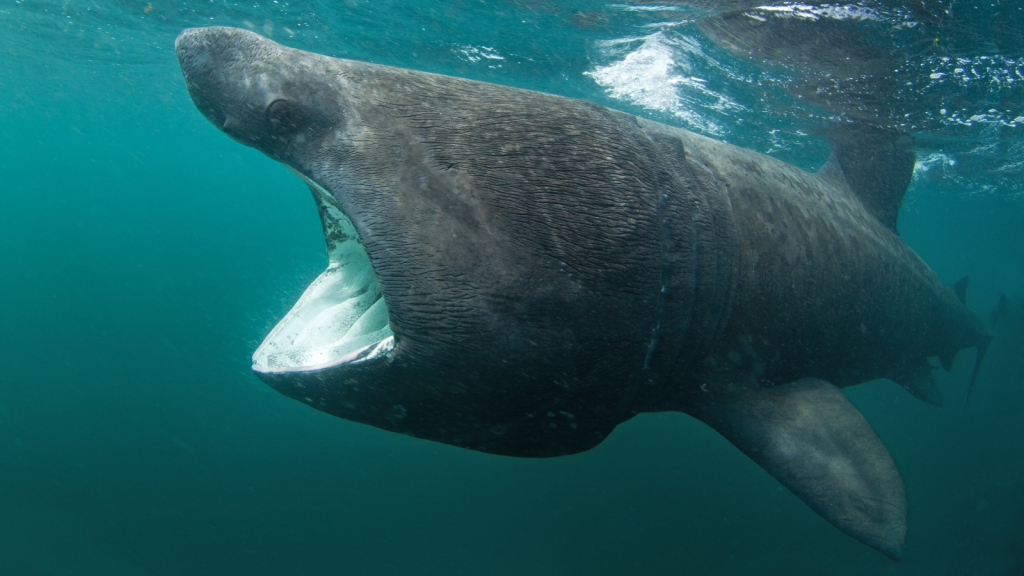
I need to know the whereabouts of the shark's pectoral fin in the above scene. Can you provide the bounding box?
[692,377,906,560]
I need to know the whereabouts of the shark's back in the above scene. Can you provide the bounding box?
[641,119,986,392]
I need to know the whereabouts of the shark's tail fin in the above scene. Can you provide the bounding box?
[965,334,993,407]
[965,293,1008,406]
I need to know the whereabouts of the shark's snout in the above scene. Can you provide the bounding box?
[174,27,298,152]
[175,28,227,129]
[175,26,242,61]
[174,27,218,85]
[173,27,201,56]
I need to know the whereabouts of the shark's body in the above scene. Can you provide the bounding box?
[175,27,989,560]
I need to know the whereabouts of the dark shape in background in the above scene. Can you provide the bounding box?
[636,0,1024,195]
[979,289,1024,419]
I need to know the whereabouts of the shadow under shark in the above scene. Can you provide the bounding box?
[175,27,990,560]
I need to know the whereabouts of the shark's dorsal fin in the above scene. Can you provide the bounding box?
[818,126,915,234]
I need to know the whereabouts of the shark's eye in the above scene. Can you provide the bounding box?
[266,99,303,136]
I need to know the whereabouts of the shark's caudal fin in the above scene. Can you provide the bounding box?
[818,126,915,234]
[963,293,1002,407]
[692,378,906,560]
[965,335,992,407]
[934,277,994,408]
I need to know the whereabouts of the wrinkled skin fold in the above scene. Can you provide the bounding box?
[175,27,991,560]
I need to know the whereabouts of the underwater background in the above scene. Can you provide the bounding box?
[1,1,1023,574]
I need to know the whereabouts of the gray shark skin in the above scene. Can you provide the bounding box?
[176,27,989,560]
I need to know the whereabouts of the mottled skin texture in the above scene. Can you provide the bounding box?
[176,27,989,560]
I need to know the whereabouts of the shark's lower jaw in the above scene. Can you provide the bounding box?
[252,178,394,374]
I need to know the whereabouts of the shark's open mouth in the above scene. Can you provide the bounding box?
[251,178,393,374]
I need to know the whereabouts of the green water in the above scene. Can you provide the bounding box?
[2,1,1023,574]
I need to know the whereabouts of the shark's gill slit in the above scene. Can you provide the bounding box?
[251,177,393,373]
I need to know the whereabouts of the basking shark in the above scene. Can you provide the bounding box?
[176,27,989,559]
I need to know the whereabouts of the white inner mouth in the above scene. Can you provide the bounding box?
[252,178,393,373]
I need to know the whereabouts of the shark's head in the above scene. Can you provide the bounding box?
[175,27,676,456]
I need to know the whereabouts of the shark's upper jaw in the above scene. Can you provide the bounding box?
[251,176,394,375]
[174,29,393,376]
